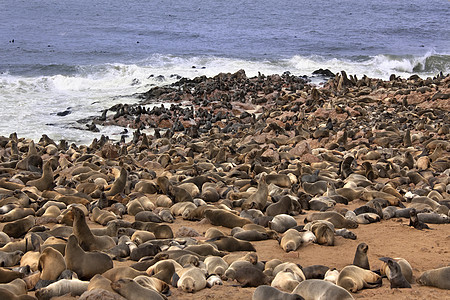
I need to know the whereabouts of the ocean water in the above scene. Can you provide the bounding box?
[1,0,449,144]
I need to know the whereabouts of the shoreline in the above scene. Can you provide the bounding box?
[0,70,449,299]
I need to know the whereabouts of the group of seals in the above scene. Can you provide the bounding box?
[0,70,449,299]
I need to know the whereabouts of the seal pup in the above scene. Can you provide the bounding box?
[293,279,354,300]
[353,243,370,270]
[417,266,450,290]
[337,265,382,292]
[409,207,430,230]
[64,235,113,280]
[378,258,411,288]
[111,278,166,300]
[379,257,413,284]
[35,279,89,300]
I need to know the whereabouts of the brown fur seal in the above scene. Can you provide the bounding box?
[146,259,176,284]
[337,265,382,292]
[0,288,36,300]
[106,167,127,196]
[309,222,334,246]
[268,214,297,233]
[87,274,116,294]
[378,258,411,288]
[102,266,146,282]
[210,236,256,252]
[234,265,270,287]
[26,160,54,191]
[3,215,35,238]
[353,243,369,270]
[0,278,28,295]
[293,279,354,300]
[133,275,170,294]
[302,265,330,279]
[204,228,226,239]
[0,207,35,222]
[242,174,268,210]
[253,285,304,300]
[379,257,413,284]
[38,247,66,280]
[204,209,251,228]
[111,278,166,300]
[131,221,173,239]
[0,267,24,283]
[65,235,113,280]
[204,256,228,277]
[417,266,450,290]
[305,211,358,229]
[70,206,115,251]
[91,207,117,226]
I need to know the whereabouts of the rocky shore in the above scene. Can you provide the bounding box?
[0,70,449,300]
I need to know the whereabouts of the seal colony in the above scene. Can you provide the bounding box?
[0,70,449,300]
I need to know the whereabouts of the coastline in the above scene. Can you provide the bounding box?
[0,70,449,299]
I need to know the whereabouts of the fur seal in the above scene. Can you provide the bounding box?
[38,247,66,280]
[102,266,146,282]
[337,265,382,292]
[111,278,166,300]
[234,265,270,287]
[335,228,357,240]
[378,258,411,288]
[242,174,268,210]
[106,167,127,196]
[302,265,330,279]
[0,288,36,300]
[409,208,430,230]
[210,236,256,252]
[146,259,176,284]
[0,267,24,283]
[309,222,334,246]
[26,160,54,191]
[204,256,228,277]
[268,214,297,233]
[266,195,301,216]
[0,250,23,267]
[35,279,89,300]
[271,270,302,292]
[273,262,305,281]
[204,209,251,228]
[70,206,116,251]
[305,211,358,229]
[176,266,207,293]
[253,285,304,300]
[2,215,35,238]
[353,243,370,270]
[417,266,450,290]
[293,279,354,300]
[279,229,304,252]
[131,221,174,239]
[379,257,413,284]
[65,235,113,280]
[133,275,169,295]
[0,278,28,295]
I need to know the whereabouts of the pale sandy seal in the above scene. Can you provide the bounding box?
[337,265,382,292]
[308,222,334,246]
[279,229,304,252]
[417,266,450,290]
[273,262,306,281]
[35,279,89,300]
[293,279,354,300]
[65,235,113,280]
[253,285,304,300]
[269,214,297,233]
[38,247,66,280]
[324,269,340,284]
[184,243,225,256]
[176,266,207,293]
[102,266,146,282]
[204,209,251,228]
[204,256,229,277]
[0,250,23,267]
[133,275,169,295]
[271,270,303,292]
[378,258,411,288]
[146,259,176,284]
[353,243,370,270]
[111,278,166,300]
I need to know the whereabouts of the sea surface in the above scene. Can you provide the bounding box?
[1,0,449,144]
